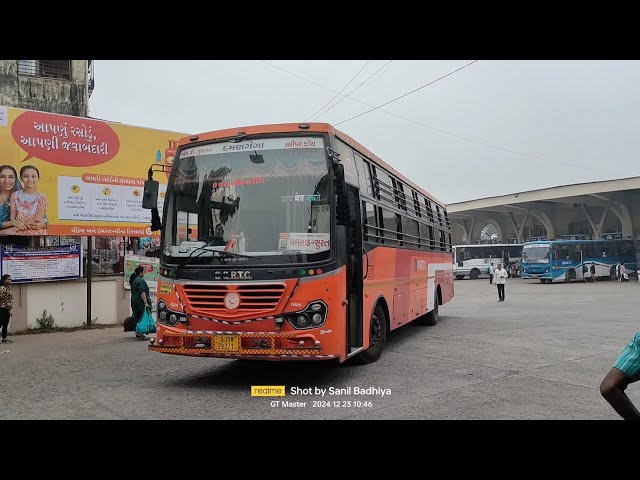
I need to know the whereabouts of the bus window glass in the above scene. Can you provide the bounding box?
[401,216,419,247]
[420,223,431,250]
[374,168,393,203]
[380,208,399,244]
[523,244,550,263]
[355,155,373,197]
[584,242,597,258]
[363,201,378,242]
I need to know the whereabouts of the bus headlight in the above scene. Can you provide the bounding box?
[157,302,181,326]
[285,301,328,329]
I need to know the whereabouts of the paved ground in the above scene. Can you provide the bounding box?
[1,277,637,419]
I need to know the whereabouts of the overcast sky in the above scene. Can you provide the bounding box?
[90,60,640,204]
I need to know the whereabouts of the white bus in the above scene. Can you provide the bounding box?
[453,243,523,280]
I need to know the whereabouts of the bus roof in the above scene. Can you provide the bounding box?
[453,243,523,247]
[524,239,629,245]
[177,122,445,209]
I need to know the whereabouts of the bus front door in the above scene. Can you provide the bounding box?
[346,185,363,354]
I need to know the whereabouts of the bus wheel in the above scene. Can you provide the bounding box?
[354,304,387,364]
[539,279,546,284]
[424,290,439,326]
[610,266,616,280]
[565,270,576,282]
[455,275,465,280]
[469,269,480,280]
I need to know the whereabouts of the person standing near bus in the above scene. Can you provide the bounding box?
[130,265,152,339]
[494,263,507,301]
[600,332,640,420]
[488,263,495,284]
[616,262,621,281]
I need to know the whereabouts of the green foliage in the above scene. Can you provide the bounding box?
[36,309,55,330]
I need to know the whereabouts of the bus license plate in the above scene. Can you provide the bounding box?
[214,335,240,352]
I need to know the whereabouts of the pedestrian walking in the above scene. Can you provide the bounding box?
[0,274,14,343]
[494,263,508,301]
[129,265,152,339]
[488,263,495,285]
[590,263,597,283]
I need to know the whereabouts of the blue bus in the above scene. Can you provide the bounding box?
[521,239,637,283]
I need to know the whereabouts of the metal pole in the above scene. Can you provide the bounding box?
[87,236,92,326]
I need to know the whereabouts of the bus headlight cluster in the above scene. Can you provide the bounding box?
[157,301,186,327]
[285,301,328,330]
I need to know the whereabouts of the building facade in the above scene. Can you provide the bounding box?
[0,60,93,116]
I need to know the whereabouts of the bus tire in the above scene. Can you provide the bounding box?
[565,269,576,282]
[423,290,439,326]
[610,266,616,280]
[470,269,480,280]
[354,303,387,364]
[539,279,546,284]
[455,275,465,280]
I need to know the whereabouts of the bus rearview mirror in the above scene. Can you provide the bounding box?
[142,180,159,209]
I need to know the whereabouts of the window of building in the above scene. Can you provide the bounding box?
[17,60,72,80]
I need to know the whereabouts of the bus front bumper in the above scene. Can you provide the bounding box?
[148,330,337,361]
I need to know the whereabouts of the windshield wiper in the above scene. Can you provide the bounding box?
[172,246,260,277]
[173,246,216,275]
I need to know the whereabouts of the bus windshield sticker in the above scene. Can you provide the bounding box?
[279,233,330,252]
[281,193,322,202]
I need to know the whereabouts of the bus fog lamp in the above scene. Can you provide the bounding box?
[312,313,323,324]
[296,315,309,327]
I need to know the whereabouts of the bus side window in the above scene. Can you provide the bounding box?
[355,154,373,197]
[363,201,378,243]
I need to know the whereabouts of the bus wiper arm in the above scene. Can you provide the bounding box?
[173,247,215,274]
[215,250,260,260]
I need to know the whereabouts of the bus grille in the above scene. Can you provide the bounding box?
[181,283,286,318]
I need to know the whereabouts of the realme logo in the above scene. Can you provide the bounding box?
[251,386,285,397]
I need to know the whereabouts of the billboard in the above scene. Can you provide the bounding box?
[0,106,186,237]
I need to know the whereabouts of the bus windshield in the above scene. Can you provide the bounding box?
[522,244,550,263]
[162,136,332,266]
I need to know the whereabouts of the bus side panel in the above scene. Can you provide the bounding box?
[363,246,453,335]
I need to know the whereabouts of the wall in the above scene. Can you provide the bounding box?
[8,276,131,333]
[0,60,88,117]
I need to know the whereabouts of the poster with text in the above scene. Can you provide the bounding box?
[0,244,82,283]
[0,106,187,237]
[124,254,160,291]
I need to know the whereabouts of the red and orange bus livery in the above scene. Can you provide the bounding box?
[143,123,453,363]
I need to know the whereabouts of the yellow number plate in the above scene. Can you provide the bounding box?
[214,335,240,352]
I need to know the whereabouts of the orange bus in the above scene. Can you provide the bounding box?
[142,123,453,363]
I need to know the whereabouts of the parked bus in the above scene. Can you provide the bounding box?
[453,243,523,280]
[141,123,454,364]
[521,239,637,283]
